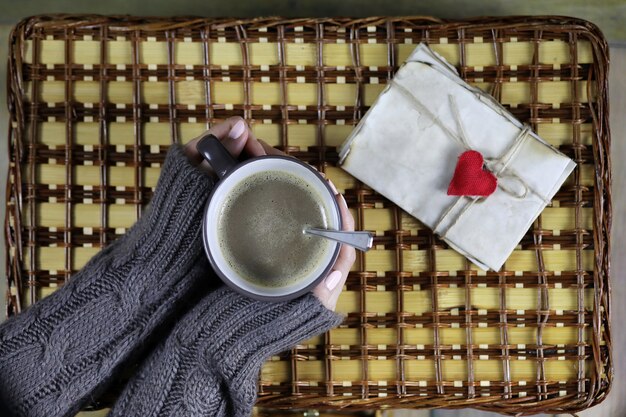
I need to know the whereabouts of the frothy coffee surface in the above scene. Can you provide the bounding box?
[218,170,332,288]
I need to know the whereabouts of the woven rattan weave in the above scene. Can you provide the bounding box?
[5,15,611,415]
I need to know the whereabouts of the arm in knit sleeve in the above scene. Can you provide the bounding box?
[0,144,214,417]
[108,287,343,417]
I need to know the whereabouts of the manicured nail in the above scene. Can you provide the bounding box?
[228,120,246,139]
[325,270,343,291]
[328,179,338,195]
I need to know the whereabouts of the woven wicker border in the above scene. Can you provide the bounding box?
[4,15,612,415]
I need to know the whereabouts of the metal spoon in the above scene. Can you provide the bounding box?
[304,228,374,252]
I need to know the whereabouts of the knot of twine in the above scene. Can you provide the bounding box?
[390,79,550,240]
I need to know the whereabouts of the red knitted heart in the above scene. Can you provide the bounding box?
[447,150,497,197]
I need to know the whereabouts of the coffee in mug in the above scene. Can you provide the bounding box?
[217,170,333,288]
[198,134,342,301]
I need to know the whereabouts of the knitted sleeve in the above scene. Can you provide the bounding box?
[0,144,214,417]
[108,287,343,417]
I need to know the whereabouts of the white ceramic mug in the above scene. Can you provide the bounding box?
[198,134,342,301]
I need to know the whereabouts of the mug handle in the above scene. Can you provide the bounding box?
[196,134,238,179]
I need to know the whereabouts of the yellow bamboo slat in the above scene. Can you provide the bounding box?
[404,291,433,315]
[324,125,356,147]
[23,37,591,68]
[269,356,583,385]
[285,43,318,66]
[329,327,360,345]
[249,42,279,65]
[323,44,352,66]
[283,124,317,149]
[260,357,584,385]
[405,328,435,344]
[251,124,281,147]
[465,42,497,67]
[30,78,592,108]
[537,123,594,147]
[319,326,591,348]
[365,292,397,314]
[324,166,358,193]
[42,120,523,151]
[362,208,395,234]
[429,44,460,66]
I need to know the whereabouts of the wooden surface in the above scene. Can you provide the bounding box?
[0,4,624,417]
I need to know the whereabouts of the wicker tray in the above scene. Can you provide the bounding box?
[5,15,611,415]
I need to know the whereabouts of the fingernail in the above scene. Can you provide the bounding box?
[325,270,343,291]
[228,120,246,139]
[328,179,338,195]
[339,193,347,207]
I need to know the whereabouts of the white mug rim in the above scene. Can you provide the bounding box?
[202,155,342,301]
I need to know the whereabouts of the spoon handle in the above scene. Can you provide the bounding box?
[304,228,374,252]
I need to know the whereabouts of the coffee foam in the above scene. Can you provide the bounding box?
[217,170,333,288]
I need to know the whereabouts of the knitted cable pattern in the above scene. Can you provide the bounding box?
[108,287,343,417]
[0,145,214,417]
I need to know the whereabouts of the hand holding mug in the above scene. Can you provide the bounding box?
[185,117,356,311]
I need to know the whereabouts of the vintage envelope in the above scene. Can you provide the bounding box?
[338,44,576,271]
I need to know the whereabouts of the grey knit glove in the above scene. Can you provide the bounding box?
[0,144,214,417]
[108,287,343,417]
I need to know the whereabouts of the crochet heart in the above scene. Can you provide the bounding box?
[447,150,497,197]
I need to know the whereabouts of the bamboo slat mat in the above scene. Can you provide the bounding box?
[5,15,611,415]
